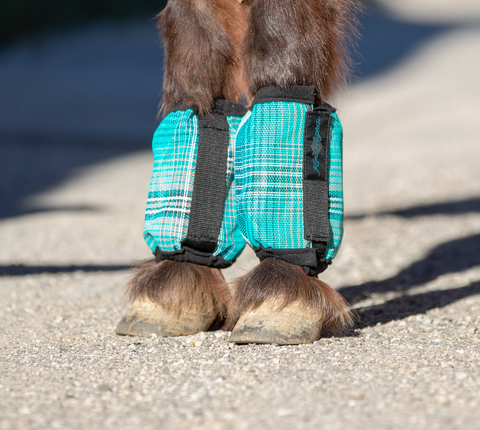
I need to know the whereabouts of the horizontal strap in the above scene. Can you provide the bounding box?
[155,246,233,269]
[251,86,316,106]
[166,100,248,117]
[253,245,331,277]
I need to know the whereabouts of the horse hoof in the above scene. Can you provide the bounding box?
[115,298,216,337]
[229,299,323,345]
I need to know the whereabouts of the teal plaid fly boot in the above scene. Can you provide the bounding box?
[229,0,361,344]
[116,0,250,337]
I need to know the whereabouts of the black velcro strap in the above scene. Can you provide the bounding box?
[253,245,331,277]
[182,111,230,254]
[303,103,336,252]
[252,86,316,106]
[155,246,232,269]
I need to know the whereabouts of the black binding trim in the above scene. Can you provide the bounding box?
[154,246,233,269]
[251,86,316,106]
[166,100,248,117]
[253,245,331,277]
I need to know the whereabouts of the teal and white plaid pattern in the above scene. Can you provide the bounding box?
[235,101,344,261]
[144,109,197,253]
[143,109,246,262]
[325,112,343,259]
[217,115,247,260]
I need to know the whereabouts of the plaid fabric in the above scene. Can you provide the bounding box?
[235,101,344,261]
[143,108,246,262]
[325,112,344,259]
[217,115,247,261]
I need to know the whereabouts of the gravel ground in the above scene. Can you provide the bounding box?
[1,3,480,430]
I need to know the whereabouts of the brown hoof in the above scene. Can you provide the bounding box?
[229,299,323,345]
[115,298,216,337]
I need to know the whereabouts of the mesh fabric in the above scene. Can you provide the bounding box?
[326,113,344,259]
[143,108,246,263]
[235,100,344,264]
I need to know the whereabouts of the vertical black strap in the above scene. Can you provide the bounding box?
[182,112,230,253]
[303,104,335,251]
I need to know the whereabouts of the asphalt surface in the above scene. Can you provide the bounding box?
[1,2,480,429]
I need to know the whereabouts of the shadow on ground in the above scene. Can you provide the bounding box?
[352,3,455,79]
[0,264,132,277]
[340,233,480,302]
[0,143,145,219]
[339,232,480,328]
[346,196,480,220]
[356,281,480,328]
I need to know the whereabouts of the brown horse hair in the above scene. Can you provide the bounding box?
[126,259,232,321]
[242,0,361,102]
[158,0,249,115]
[230,258,355,335]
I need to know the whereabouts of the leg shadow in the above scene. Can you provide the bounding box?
[337,233,480,328]
[346,196,480,220]
[339,233,480,303]
[0,142,144,220]
[0,264,132,276]
[356,281,480,328]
